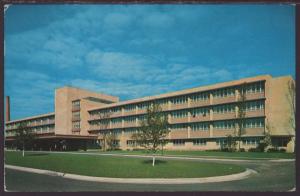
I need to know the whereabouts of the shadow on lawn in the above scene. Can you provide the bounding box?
[27,153,50,156]
[142,159,167,165]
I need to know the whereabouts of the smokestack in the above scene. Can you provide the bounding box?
[5,96,10,122]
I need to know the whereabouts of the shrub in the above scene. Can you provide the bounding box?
[205,149,221,152]
[221,147,236,152]
[239,148,245,152]
[248,148,260,152]
[257,142,268,152]
[279,148,286,152]
[268,148,286,153]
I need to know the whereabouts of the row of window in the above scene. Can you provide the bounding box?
[190,92,210,101]
[243,118,264,128]
[213,87,235,98]
[93,117,265,131]
[214,120,235,130]
[171,96,188,105]
[244,100,264,111]
[91,99,264,123]
[6,117,55,129]
[91,82,265,116]
[6,125,55,136]
[213,104,235,114]
[105,137,288,148]
[191,108,209,117]
[245,82,265,94]
[190,123,209,131]
[173,137,262,147]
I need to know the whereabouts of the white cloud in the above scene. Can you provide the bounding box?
[85,50,154,81]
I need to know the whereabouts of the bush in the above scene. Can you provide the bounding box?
[221,147,236,152]
[257,142,268,152]
[267,148,278,152]
[205,149,221,152]
[279,148,286,152]
[267,148,286,153]
[248,148,260,152]
[239,148,245,152]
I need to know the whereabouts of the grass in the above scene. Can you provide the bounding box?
[5,151,245,178]
[84,149,295,159]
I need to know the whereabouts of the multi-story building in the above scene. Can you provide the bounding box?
[4,75,295,152]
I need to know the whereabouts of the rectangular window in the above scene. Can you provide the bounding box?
[244,118,264,128]
[173,139,185,146]
[216,138,227,146]
[242,137,260,146]
[213,88,235,98]
[72,100,80,107]
[191,107,209,117]
[171,110,188,118]
[213,104,235,114]
[190,92,209,101]
[193,139,207,146]
[124,116,136,123]
[126,140,136,147]
[245,82,265,94]
[191,122,209,131]
[155,99,168,106]
[72,121,80,129]
[213,120,235,130]
[171,124,187,131]
[245,100,265,111]
[111,107,122,113]
[138,103,149,110]
[171,96,188,104]
[124,105,136,111]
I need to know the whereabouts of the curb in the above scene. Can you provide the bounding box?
[5,164,257,184]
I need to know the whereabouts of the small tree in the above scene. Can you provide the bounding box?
[236,82,247,151]
[224,134,237,152]
[98,110,112,151]
[14,122,35,157]
[132,103,170,166]
[106,132,118,150]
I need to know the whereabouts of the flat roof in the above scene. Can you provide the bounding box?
[88,74,272,112]
[6,112,55,124]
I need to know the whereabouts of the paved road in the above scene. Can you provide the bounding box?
[4,152,295,192]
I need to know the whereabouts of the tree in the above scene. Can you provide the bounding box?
[97,110,112,151]
[106,132,118,150]
[132,103,170,166]
[14,122,36,157]
[235,82,247,151]
[224,134,237,152]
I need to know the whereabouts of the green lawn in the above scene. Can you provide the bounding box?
[85,149,295,159]
[5,151,245,178]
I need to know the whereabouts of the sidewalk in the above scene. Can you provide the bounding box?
[5,164,257,184]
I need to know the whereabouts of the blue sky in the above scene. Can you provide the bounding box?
[4,4,295,120]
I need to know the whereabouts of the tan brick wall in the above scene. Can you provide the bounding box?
[55,86,119,135]
[265,76,294,136]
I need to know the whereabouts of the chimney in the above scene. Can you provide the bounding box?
[5,96,10,122]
